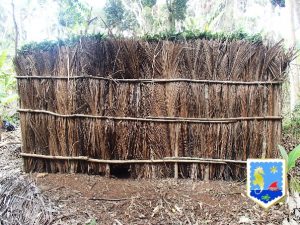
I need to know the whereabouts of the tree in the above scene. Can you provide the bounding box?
[166,0,188,32]
[57,0,92,34]
[104,0,124,29]
[141,0,157,8]
[11,0,18,57]
[270,0,285,7]
[104,0,138,34]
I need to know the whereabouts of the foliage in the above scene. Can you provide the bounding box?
[0,51,18,122]
[85,219,97,225]
[104,0,124,30]
[166,0,188,21]
[270,0,285,7]
[283,104,300,141]
[141,0,157,8]
[143,29,263,42]
[104,0,138,33]
[19,33,105,53]
[278,144,300,192]
[121,10,139,33]
[166,0,188,31]
[19,30,263,53]
[58,0,90,30]
[290,176,300,193]
[278,144,300,171]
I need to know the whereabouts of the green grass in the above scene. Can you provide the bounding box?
[143,30,262,42]
[19,33,105,53]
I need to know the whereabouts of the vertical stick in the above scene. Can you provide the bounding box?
[268,85,275,158]
[278,85,282,151]
[262,85,267,158]
[174,124,179,179]
[191,163,198,180]
[151,147,155,178]
[204,84,210,180]
[204,165,209,181]
[105,164,110,178]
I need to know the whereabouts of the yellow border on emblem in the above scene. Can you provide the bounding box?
[247,159,287,210]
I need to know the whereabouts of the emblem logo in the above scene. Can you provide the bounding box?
[247,159,286,209]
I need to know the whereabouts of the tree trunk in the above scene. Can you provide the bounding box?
[287,0,300,111]
[166,0,176,32]
[11,0,19,57]
[168,13,176,32]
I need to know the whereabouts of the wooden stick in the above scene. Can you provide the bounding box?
[89,197,139,201]
[262,84,267,158]
[15,75,284,85]
[19,153,247,164]
[174,124,179,179]
[0,141,22,147]
[105,164,110,178]
[89,158,228,164]
[20,153,89,160]
[146,116,283,121]
[204,84,210,181]
[164,157,246,164]
[17,109,283,123]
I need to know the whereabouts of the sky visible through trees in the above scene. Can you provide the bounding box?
[0,0,295,45]
[0,0,300,119]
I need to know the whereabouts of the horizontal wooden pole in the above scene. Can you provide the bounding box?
[88,158,227,164]
[17,109,283,123]
[19,153,247,164]
[20,153,89,160]
[164,157,246,164]
[15,75,284,85]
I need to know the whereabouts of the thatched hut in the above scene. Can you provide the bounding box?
[15,36,294,180]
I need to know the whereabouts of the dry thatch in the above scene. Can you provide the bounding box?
[15,38,294,180]
[0,176,54,225]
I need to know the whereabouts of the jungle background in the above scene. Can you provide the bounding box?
[0,0,299,146]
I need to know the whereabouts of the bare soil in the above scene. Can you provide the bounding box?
[35,173,290,225]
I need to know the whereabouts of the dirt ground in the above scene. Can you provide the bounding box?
[36,174,290,225]
[0,129,299,225]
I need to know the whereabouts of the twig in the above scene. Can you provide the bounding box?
[0,141,21,147]
[89,197,140,201]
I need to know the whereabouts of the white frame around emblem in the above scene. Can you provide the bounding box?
[247,159,286,209]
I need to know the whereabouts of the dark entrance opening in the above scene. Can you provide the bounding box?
[110,165,131,178]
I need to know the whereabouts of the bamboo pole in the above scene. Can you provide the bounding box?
[17,109,283,122]
[20,153,248,164]
[20,154,89,160]
[15,75,284,85]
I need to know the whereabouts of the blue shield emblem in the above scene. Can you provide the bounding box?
[247,159,286,209]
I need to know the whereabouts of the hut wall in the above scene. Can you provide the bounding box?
[15,39,293,180]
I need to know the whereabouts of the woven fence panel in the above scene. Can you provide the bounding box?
[15,39,293,179]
